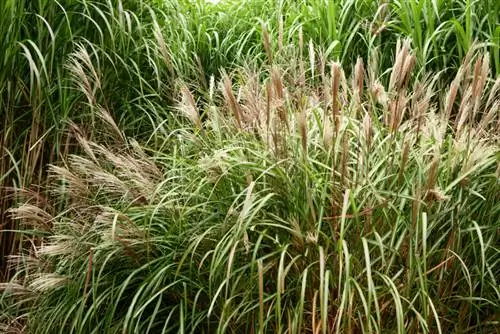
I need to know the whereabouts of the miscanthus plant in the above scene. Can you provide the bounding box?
[0,0,186,280]
[1,41,499,333]
[2,0,499,284]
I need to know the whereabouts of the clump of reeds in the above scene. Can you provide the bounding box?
[1,38,498,333]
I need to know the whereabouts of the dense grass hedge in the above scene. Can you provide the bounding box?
[1,0,499,333]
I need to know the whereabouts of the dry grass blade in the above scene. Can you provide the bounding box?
[331,62,342,134]
[221,72,243,130]
[179,84,202,129]
[261,21,273,64]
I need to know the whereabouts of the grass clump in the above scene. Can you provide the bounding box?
[0,0,182,278]
[1,41,498,333]
[1,0,499,332]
